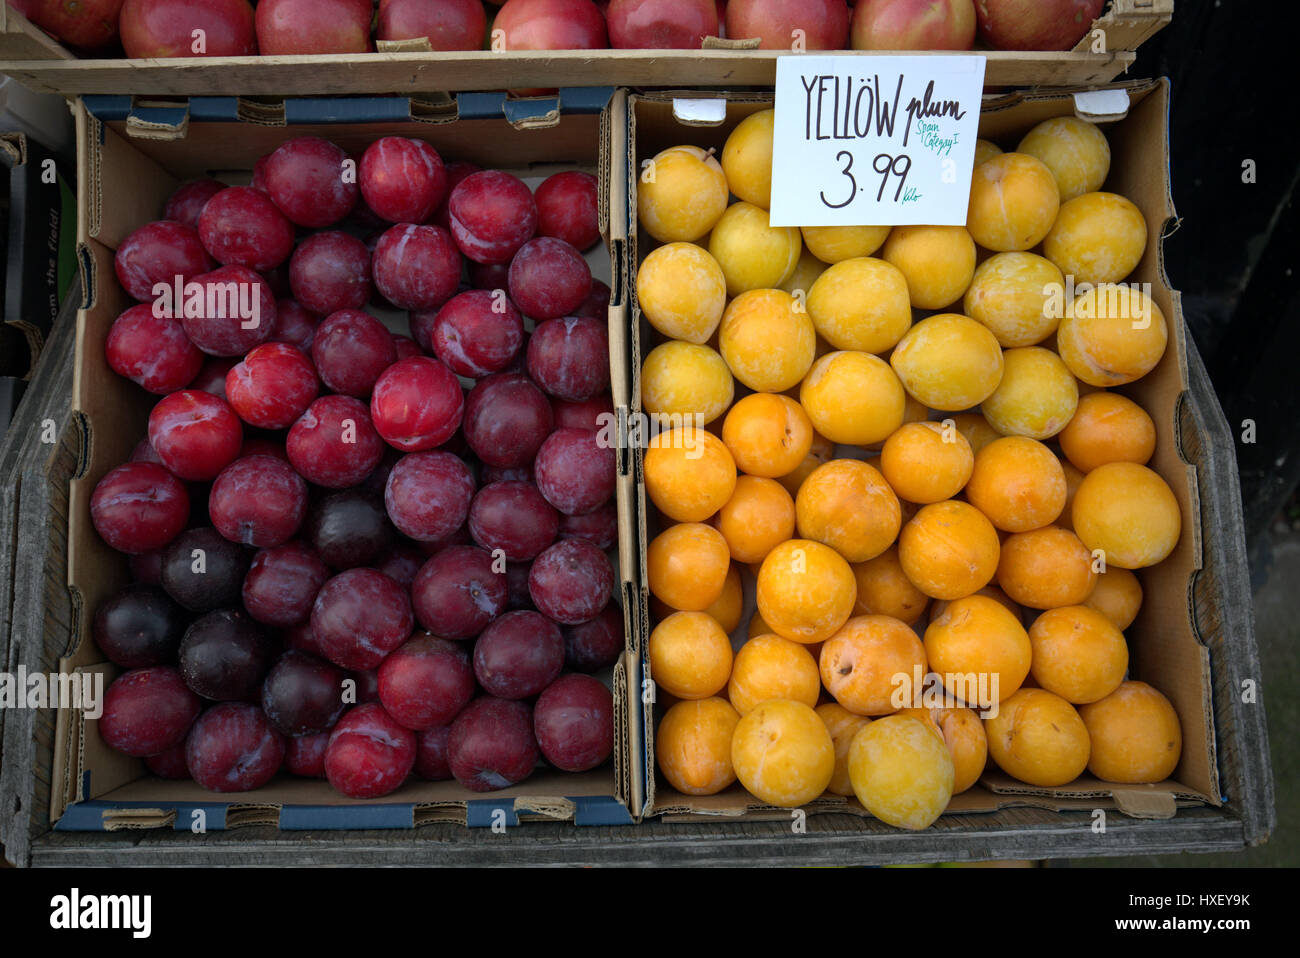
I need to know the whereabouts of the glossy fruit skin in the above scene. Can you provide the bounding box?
[287,395,386,489]
[311,568,415,671]
[263,136,358,228]
[99,667,200,758]
[324,702,420,797]
[160,526,251,612]
[106,304,205,395]
[165,180,225,229]
[468,481,560,561]
[225,342,319,430]
[181,265,277,357]
[371,224,462,311]
[411,545,508,639]
[311,309,398,399]
[93,584,187,668]
[369,356,465,452]
[261,649,347,736]
[305,489,395,571]
[383,450,476,543]
[359,136,448,225]
[209,454,309,548]
[377,0,487,51]
[242,540,331,626]
[289,231,372,314]
[447,170,538,265]
[534,171,600,250]
[528,537,614,625]
[186,702,286,792]
[90,462,190,555]
[114,220,215,303]
[178,607,272,702]
[120,0,257,58]
[462,372,554,468]
[198,186,296,272]
[447,696,540,793]
[473,610,565,700]
[255,0,375,55]
[378,634,476,731]
[534,673,614,772]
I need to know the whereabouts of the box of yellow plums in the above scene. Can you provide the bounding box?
[620,77,1247,834]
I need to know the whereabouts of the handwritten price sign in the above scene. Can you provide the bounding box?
[769,55,986,228]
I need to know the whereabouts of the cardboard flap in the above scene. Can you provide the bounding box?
[376,37,433,53]
[1073,88,1130,122]
[671,98,728,126]
[102,807,175,831]
[1111,788,1179,820]
[702,36,761,50]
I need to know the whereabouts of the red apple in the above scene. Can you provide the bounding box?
[975,0,1104,51]
[725,0,849,50]
[255,0,374,54]
[377,0,487,50]
[494,0,608,50]
[120,0,257,57]
[851,0,976,50]
[606,0,718,49]
[32,0,124,50]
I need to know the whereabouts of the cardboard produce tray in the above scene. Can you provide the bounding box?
[623,80,1275,842]
[1,89,639,864]
[0,1,1171,98]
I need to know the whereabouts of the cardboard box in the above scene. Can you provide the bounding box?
[56,89,637,831]
[626,79,1224,825]
[0,2,1170,98]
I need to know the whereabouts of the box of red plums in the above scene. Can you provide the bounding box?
[52,89,639,830]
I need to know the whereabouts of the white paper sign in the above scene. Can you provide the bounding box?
[769,55,986,228]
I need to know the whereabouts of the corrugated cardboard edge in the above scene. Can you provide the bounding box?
[1070,0,1173,54]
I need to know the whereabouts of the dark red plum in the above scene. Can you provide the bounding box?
[481,463,532,485]
[377,634,476,730]
[370,356,464,451]
[469,260,511,291]
[114,219,214,303]
[468,481,559,561]
[534,673,614,772]
[263,135,358,228]
[472,610,565,700]
[414,725,453,781]
[190,356,237,399]
[526,315,610,402]
[178,608,272,701]
[99,667,200,758]
[552,391,613,433]
[392,334,423,360]
[270,298,319,351]
[431,289,524,377]
[430,160,482,231]
[285,620,328,658]
[371,223,461,311]
[147,389,243,481]
[508,236,592,320]
[359,136,448,225]
[410,545,506,639]
[529,538,614,625]
[261,649,347,735]
[287,395,385,488]
[574,277,612,320]
[106,304,204,394]
[360,445,404,497]
[534,427,616,516]
[90,462,190,555]
[324,703,416,798]
[448,170,537,265]
[160,526,251,612]
[447,697,538,792]
[349,668,382,705]
[311,309,397,399]
[534,170,600,250]
[198,185,296,271]
[310,568,414,670]
[383,450,475,543]
[93,584,187,669]
[209,454,308,548]
[129,549,166,585]
[225,342,319,430]
[462,372,553,468]
[563,602,625,672]
[558,501,619,550]
[408,307,439,353]
[180,264,276,357]
[164,179,225,229]
[289,231,372,316]
[145,743,191,780]
[505,561,534,610]
[374,544,426,589]
[285,732,330,778]
[305,488,395,569]
[242,540,330,626]
[185,701,286,792]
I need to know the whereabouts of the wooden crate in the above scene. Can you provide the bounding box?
[0,1,1171,98]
